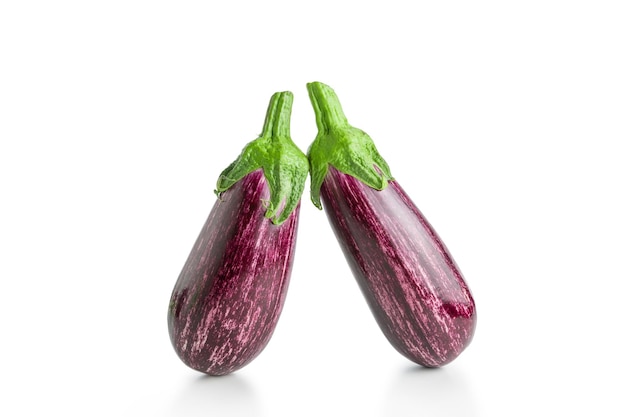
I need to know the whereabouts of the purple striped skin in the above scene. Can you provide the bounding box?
[321,166,476,367]
[168,169,300,376]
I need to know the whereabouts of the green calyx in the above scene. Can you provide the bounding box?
[215,91,309,225]
[306,82,393,209]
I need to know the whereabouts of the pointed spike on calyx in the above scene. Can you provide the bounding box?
[306,82,393,210]
[214,91,308,225]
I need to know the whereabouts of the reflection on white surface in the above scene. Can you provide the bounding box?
[383,365,477,417]
[168,373,263,417]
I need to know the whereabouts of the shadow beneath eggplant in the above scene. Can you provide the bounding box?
[383,365,478,417]
[169,373,263,417]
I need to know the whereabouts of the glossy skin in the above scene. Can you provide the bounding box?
[168,170,299,375]
[321,166,476,367]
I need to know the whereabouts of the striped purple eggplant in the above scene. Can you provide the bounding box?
[307,82,476,367]
[168,91,308,376]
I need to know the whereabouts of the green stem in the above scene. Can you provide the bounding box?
[305,82,393,210]
[260,91,292,139]
[307,82,349,132]
[215,90,309,225]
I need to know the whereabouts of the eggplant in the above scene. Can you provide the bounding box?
[168,91,308,375]
[306,82,476,367]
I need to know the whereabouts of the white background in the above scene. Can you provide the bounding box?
[1,1,625,416]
